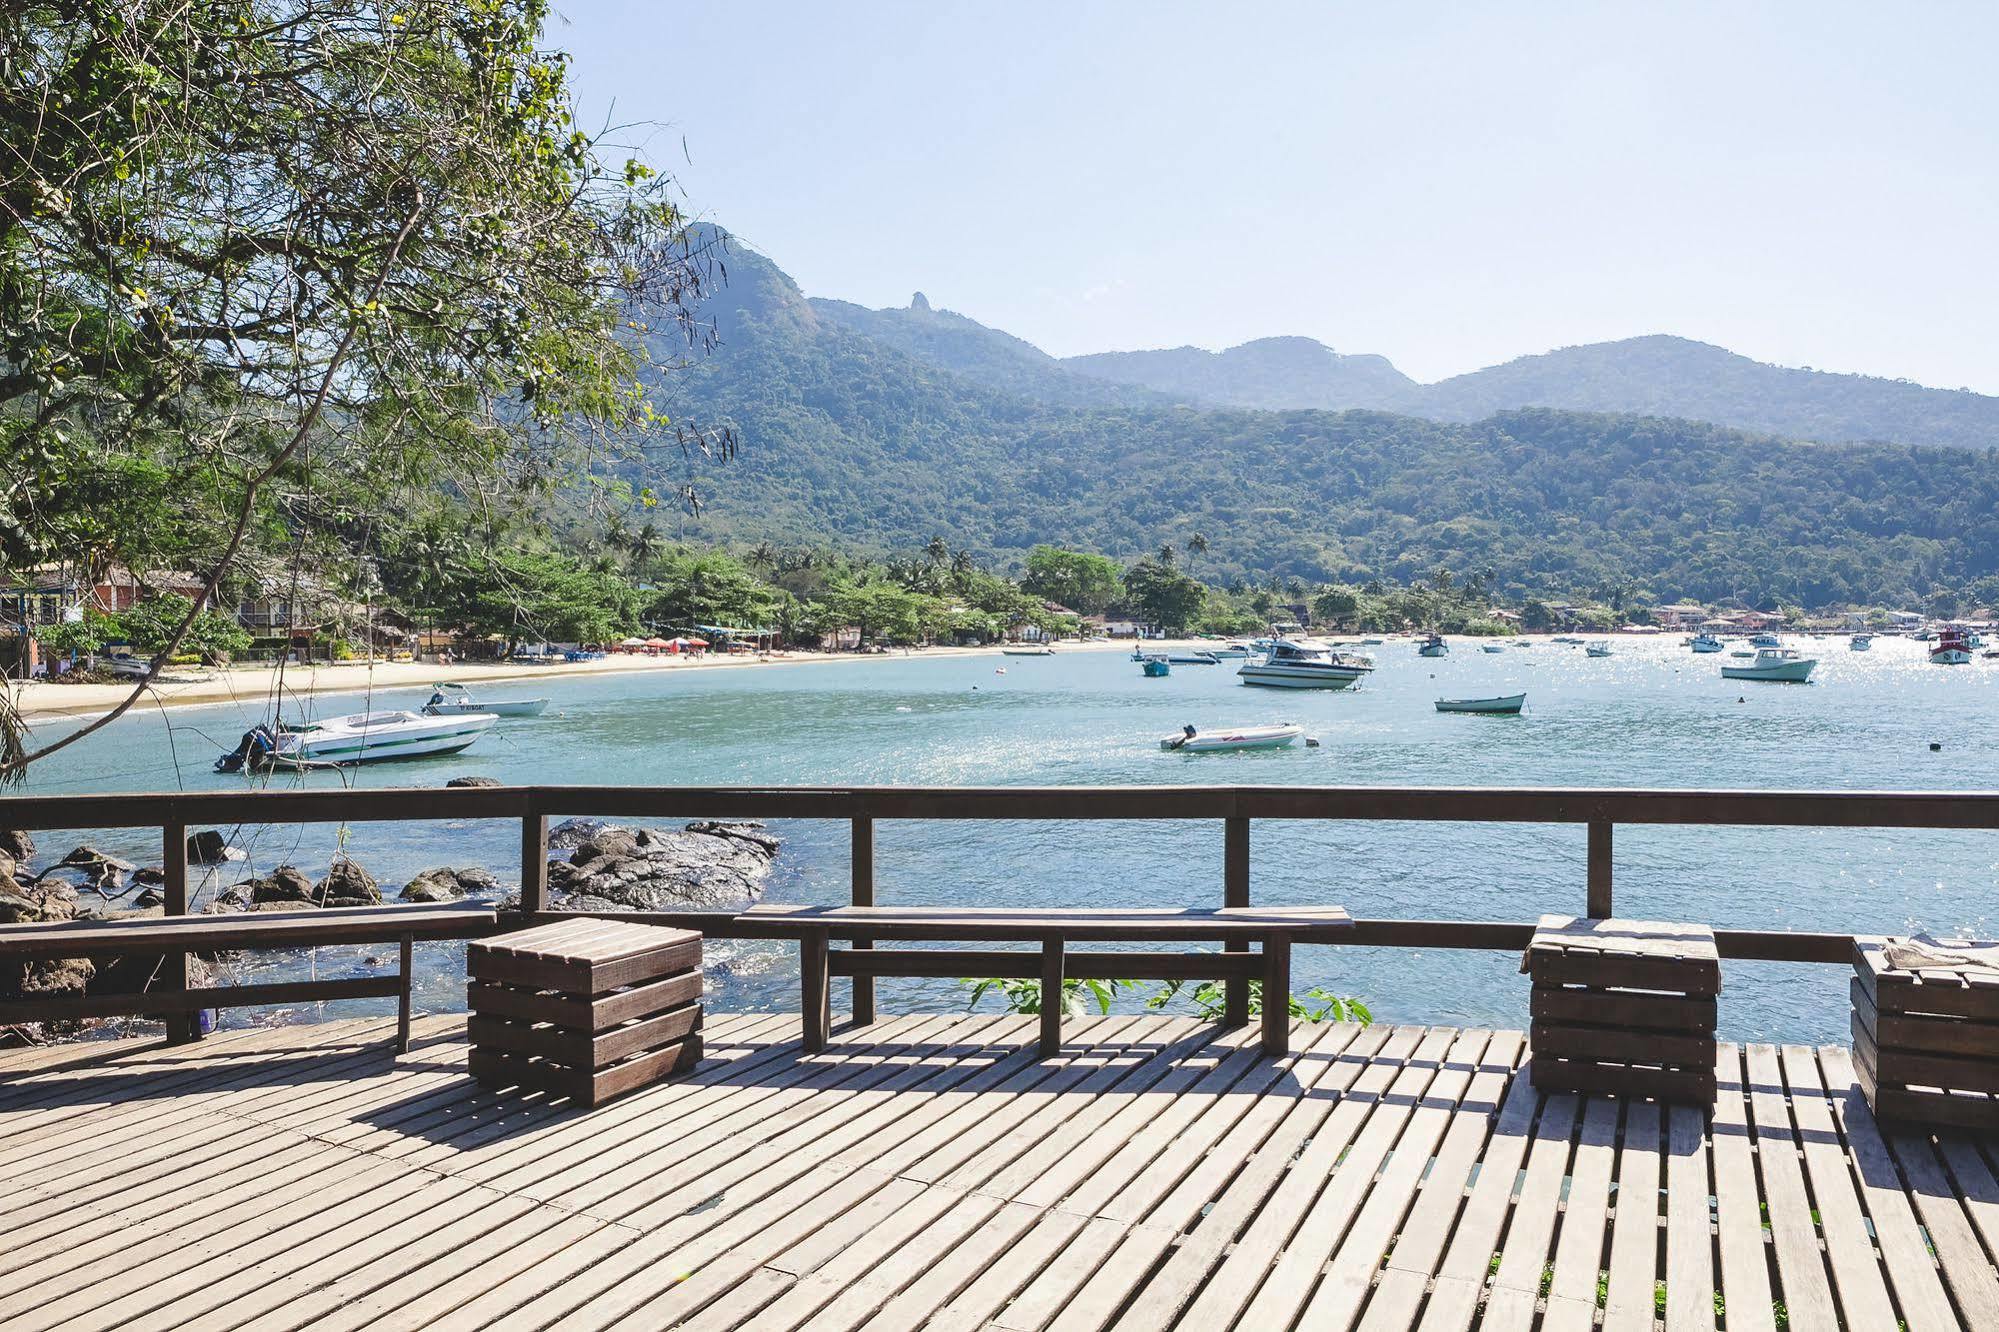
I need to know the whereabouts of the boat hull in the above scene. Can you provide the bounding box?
[425,700,548,717]
[277,714,499,765]
[1237,665,1364,690]
[1930,649,1971,665]
[1721,661,1816,683]
[1161,724,1303,752]
[1435,694,1526,714]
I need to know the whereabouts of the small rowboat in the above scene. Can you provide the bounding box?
[1141,659,1171,678]
[1435,694,1526,715]
[422,683,549,717]
[1161,723,1304,752]
[1000,645,1053,656]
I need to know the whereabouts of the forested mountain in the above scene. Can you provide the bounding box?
[645,232,1999,609]
[1064,337,1416,412]
[1411,336,1999,450]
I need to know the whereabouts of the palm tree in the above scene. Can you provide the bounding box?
[925,535,949,566]
[1157,542,1176,568]
[747,541,778,572]
[950,549,975,580]
[626,520,660,573]
[1186,532,1209,574]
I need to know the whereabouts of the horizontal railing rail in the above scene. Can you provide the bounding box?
[5,782,1990,1036]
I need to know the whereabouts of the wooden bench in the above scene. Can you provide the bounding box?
[741,904,1353,1057]
[1853,937,1999,1130]
[0,901,497,1052]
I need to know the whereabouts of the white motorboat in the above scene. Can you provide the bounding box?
[1690,633,1724,653]
[1480,643,1506,654]
[1849,634,1872,652]
[1417,634,1449,658]
[1238,639,1374,690]
[1160,723,1304,752]
[1168,651,1222,665]
[1000,644,1053,656]
[1721,648,1816,683]
[422,682,550,717]
[215,709,498,771]
[1585,641,1613,658]
[1212,643,1253,658]
[1750,632,1782,648]
[1435,693,1526,715]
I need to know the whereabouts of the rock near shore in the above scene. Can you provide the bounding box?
[400,866,501,903]
[535,818,778,910]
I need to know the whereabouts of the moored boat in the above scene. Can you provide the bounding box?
[1167,651,1221,665]
[1480,643,1505,654]
[1931,627,1972,664]
[421,682,549,717]
[1585,641,1612,658]
[1417,634,1449,658]
[1160,722,1304,752]
[1434,694,1526,715]
[1849,634,1872,652]
[1750,632,1781,648]
[1721,648,1816,683]
[1000,644,1054,656]
[1690,633,1723,653]
[1238,640,1374,690]
[216,709,498,771]
[1141,659,1171,678]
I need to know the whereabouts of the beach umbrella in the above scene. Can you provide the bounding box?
[620,636,646,647]
[645,637,672,648]
[684,637,710,647]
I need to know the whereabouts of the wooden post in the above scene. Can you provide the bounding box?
[520,814,549,915]
[1223,816,1250,1028]
[1587,819,1613,919]
[801,928,830,1054]
[396,935,413,1054]
[162,823,196,1044]
[851,817,875,1027]
[1261,933,1291,1056]
[1040,936,1065,1058]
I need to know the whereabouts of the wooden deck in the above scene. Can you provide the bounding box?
[3,1014,1998,1331]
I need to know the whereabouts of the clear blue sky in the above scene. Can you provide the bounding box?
[556,2,1999,391]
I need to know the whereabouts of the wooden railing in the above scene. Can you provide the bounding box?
[7,784,1997,1024]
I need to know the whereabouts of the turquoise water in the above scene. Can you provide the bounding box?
[17,636,1999,1042]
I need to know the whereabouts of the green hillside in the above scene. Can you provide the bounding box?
[644,235,1999,610]
[1064,336,1416,412]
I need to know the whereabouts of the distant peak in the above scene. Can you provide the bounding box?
[910,291,931,312]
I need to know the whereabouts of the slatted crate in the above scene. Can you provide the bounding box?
[467,917,703,1107]
[1524,915,1719,1104]
[1853,937,1999,1131]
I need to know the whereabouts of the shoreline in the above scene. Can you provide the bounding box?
[6,637,1191,726]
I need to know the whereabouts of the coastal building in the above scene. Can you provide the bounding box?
[1652,602,1707,629]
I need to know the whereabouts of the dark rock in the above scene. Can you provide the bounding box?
[247,865,316,905]
[133,886,165,908]
[0,829,32,861]
[547,817,616,851]
[46,845,136,892]
[400,866,500,903]
[554,823,778,910]
[684,820,782,855]
[133,866,166,887]
[314,859,381,907]
[186,829,231,864]
[0,883,75,926]
[568,826,640,869]
[446,775,503,788]
[0,852,15,886]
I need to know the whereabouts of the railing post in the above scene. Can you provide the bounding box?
[161,822,196,1044]
[851,817,875,1026]
[1224,816,1250,1027]
[1587,819,1613,918]
[520,813,548,914]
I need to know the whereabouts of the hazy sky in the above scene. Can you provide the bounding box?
[556,2,1999,391]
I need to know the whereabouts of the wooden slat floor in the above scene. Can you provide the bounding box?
[2,1013,1998,1330]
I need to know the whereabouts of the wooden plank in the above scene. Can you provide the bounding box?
[1530,1055,1717,1104]
[1872,1112,1999,1327]
[1662,1103,1716,1332]
[0,901,496,955]
[1532,985,1717,1032]
[1743,1042,1839,1332]
[1528,949,1720,995]
[468,934,700,995]
[1853,977,1999,1056]
[467,968,702,1030]
[1779,1043,1900,1331]
[828,948,1262,982]
[1855,1014,1999,1093]
[1040,936,1064,1058]
[1541,1094,1619,1332]
[1708,1043,1777,1332]
[1930,1130,1999,1322]
[740,902,1353,941]
[1602,1099,1661,1332]
[469,1035,702,1106]
[1531,1021,1714,1069]
[1856,938,1999,1020]
[467,1002,699,1067]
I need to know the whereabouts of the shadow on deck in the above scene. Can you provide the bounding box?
[1,1012,1996,1330]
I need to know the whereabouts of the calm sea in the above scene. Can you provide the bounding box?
[17,635,1999,1043]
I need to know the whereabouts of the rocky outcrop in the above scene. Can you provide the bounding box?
[0,829,33,861]
[42,845,135,892]
[186,830,233,864]
[445,775,503,788]
[547,817,614,851]
[314,860,381,907]
[547,821,778,911]
[400,866,500,903]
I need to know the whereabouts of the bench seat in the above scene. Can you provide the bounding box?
[0,902,497,1050]
[741,903,1352,1057]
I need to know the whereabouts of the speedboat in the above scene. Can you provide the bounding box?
[1417,634,1448,658]
[1238,639,1374,690]
[1721,648,1816,683]
[1585,641,1612,658]
[216,709,498,771]
[1160,722,1303,752]
[1849,634,1872,652]
[1212,643,1253,658]
[422,682,549,717]
[1435,694,1526,715]
[1001,644,1054,656]
[1750,632,1781,648]
[1167,651,1221,665]
[1690,633,1724,653]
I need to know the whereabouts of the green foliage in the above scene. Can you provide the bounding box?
[451,551,641,645]
[959,975,1371,1025]
[959,976,1130,1017]
[1123,558,1207,633]
[1021,546,1125,614]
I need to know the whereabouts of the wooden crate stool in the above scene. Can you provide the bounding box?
[467,918,703,1107]
[1523,915,1719,1104]
[1853,937,1999,1131]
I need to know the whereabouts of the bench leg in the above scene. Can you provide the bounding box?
[801,929,830,1054]
[1040,937,1065,1058]
[396,935,413,1055]
[1262,934,1291,1057]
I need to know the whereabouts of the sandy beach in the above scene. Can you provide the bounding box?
[7,637,1191,725]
